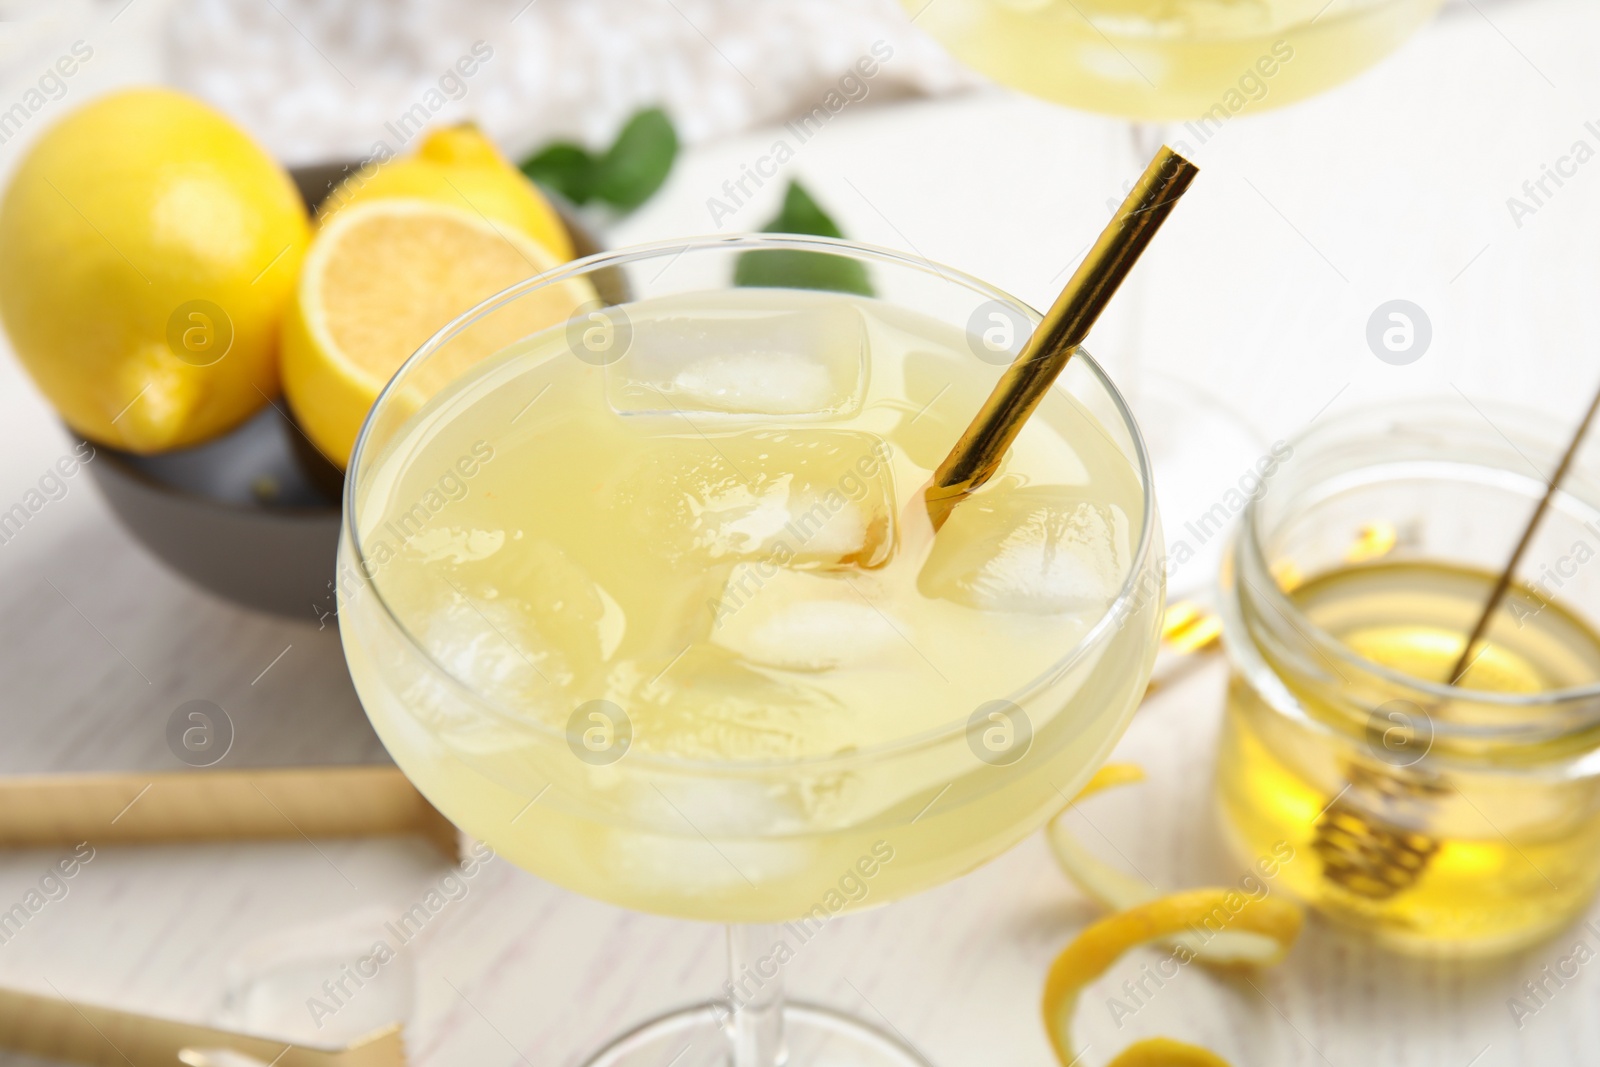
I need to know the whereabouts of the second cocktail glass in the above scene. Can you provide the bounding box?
[337,236,1164,1066]
[902,0,1444,120]
[900,0,1445,600]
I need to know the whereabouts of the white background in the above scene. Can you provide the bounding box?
[1,0,1598,1064]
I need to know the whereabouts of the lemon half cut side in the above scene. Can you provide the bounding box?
[281,198,594,469]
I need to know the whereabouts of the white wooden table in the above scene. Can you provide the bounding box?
[3,0,1599,1063]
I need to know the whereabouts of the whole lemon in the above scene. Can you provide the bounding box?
[0,87,310,453]
[319,124,573,261]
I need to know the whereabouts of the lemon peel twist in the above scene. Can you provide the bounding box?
[1041,765,1304,1066]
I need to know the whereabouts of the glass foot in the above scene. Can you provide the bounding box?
[580,1000,934,1067]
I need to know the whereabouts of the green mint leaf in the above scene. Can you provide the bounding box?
[733,248,874,295]
[520,142,599,205]
[520,108,679,212]
[766,180,846,238]
[591,108,678,210]
[734,180,873,296]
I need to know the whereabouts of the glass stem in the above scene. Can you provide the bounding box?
[724,923,787,1067]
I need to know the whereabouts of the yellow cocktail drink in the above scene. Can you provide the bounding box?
[341,283,1162,923]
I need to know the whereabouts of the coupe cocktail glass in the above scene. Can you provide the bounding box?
[900,0,1445,605]
[902,0,1444,120]
[338,236,1164,1065]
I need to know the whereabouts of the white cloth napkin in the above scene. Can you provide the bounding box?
[165,0,977,165]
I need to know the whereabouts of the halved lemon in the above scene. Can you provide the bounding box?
[282,198,594,468]
[319,124,575,263]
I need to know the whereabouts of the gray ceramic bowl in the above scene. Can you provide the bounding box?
[83,162,610,619]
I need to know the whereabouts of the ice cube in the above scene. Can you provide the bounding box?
[217,908,416,1046]
[599,773,825,904]
[612,645,853,762]
[393,535,624,692]
[918,486,1130,615]
[608,429,896,569]
[600,819,818,901]
[405,525,506,566]
[605,298,868,419]
[711,566,902,671]
[415,594,563,704]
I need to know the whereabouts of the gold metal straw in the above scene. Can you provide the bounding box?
[926,146,1200,530]
[1447,380,1600,684]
